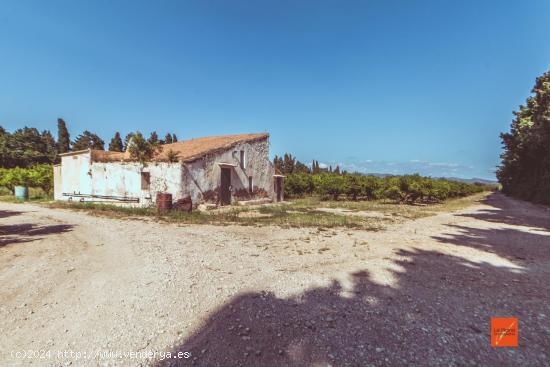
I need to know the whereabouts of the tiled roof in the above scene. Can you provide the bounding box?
[91,133,269,163]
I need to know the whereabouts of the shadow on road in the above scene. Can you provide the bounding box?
[456,193,550,232]
[158,193,549,366]
[0,209,24,219]
[0,223,73,247]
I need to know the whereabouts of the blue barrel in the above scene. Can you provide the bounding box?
[14,186,29,200]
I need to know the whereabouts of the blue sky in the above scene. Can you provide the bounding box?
[1,1,549,180]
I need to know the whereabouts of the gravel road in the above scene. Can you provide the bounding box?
[1,192,549,366]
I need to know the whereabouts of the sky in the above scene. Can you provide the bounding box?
[1,1,549,180]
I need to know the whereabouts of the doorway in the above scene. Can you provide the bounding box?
[220,167,231,205]
[274,176,283,202]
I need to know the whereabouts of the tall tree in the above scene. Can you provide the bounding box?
[41,130,57,163]
[124,132,135,151]
[497,70,550,203]
[72,131,105,151]
[108,132,124,152]
[57,118,70,153]
[282,153,296,174]
[172,133,178,143]
[127,132,159,163]
[0,127,56,168]
[148,131,159,145]
[164,133,173,144]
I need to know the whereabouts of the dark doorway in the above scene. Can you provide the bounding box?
[220,168,232,205]
[274,176,283,202]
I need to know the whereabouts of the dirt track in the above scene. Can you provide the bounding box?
[1,192,549,366]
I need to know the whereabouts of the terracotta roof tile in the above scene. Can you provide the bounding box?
[92,133,269,163]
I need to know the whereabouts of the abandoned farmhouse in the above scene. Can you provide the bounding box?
[53,133,284,207]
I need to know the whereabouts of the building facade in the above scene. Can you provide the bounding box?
[53,133,283,207]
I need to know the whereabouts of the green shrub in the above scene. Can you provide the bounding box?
[283,171,490,204]
[0,165,54,194]
[284,173,314,198]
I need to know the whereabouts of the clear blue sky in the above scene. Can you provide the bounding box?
[1,1,549,180]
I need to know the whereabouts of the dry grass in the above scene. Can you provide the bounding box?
[45,201,383,230]
[39,192,488,230]
[290,192,489,221]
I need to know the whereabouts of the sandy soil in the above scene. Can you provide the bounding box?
[0,192,549,366]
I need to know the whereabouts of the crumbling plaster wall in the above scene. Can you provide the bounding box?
[181,139,275,204]
[57,153,184,206]
[60,151,93,197]
[55,138,276,207]
[89,162,183,206]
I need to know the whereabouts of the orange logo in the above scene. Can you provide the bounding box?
[491,317,518,347]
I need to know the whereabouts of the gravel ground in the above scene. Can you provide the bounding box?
[0,192,549,366]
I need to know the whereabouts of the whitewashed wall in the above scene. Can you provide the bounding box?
[53,165,62,200]
[60,151,93,197]
[54,138,277,207]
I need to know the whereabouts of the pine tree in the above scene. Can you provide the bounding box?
[172,133,178,142]
[108,132,124,152]
[57,118,70,153]
[72,131,105,151]
[148,131,159,145]
[164,133,173,144]
[41,130,57,163]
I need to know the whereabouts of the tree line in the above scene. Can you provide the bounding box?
[0,118,180,168]
[274,155,493,203]
[497,70,550,204]
[273,153,344,175]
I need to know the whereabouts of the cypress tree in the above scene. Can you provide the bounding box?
[164,133,173,144]
[108,132,124,152]
[57,118,70,153]
[148,131,159,145]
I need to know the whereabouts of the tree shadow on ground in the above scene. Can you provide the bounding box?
[0,223,73,247]
[158,224,549,366]
[455,192,550,232]
[0,209,24,219]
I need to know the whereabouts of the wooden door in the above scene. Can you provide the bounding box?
[220,168,231,205]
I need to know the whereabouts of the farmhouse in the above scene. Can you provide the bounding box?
[53,133,284,207]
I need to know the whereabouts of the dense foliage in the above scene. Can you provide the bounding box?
[284,173,489,203]
[108,132,124,152]
[0,127,57,168]
[127,132,160,163]
[72,130,105,150]
[0,165,54,193]
[497,71,550,204]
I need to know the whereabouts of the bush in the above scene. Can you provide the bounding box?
[283,172,490,204]
[313,173,345,200]
[284,173,314,198]
[0,165,54,194]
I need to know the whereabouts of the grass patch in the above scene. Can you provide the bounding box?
[44,200,384,230]
[289,192,489,220]
[7,191,488,230]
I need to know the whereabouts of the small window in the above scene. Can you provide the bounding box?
[248,176,253,193]
[240,150,245,169]
[141,172,150,190]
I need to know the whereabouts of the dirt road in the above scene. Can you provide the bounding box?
[1,192,549,366]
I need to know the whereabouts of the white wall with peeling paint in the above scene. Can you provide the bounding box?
[55,138,277,207]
